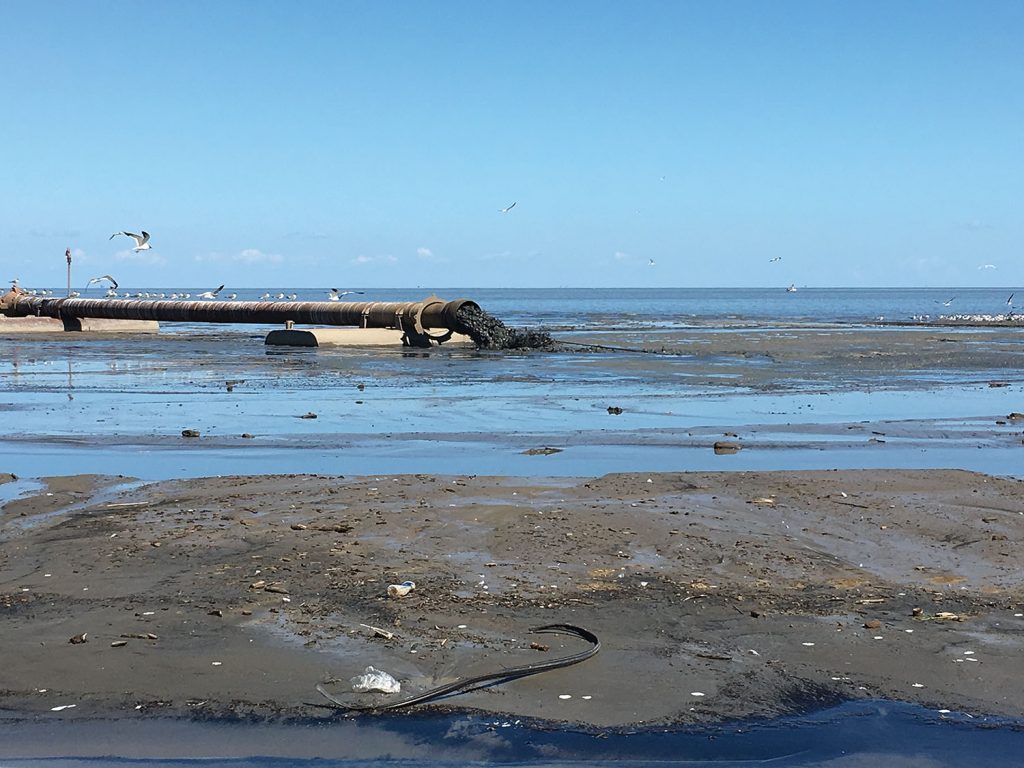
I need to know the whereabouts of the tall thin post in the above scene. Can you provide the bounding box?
[66,248,72,297]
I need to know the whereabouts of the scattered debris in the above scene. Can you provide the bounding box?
[181,429,200,438]
[522,447,563,456]
[387,581,416,598]
[607,406,623,415]
[110,640,128,648]
[299,412,318,419]
[359,623,396,641]
[50,704,76,712]
[713,441,740,454]
[529,642,550,652]
[350,666,401,694]
[68,633,88,645]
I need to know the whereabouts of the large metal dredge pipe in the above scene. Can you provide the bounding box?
[5,295,480,345]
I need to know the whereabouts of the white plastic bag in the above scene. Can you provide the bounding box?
[350,665,401,694]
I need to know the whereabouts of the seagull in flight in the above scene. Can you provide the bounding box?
[1008,293,1015,307]
[978,264,997,270]
[498,202,517,213]
[329,288,365,301]
[934,297,955,306]
[648,259,656,267]
[197,284,225,300]
[110,231,151,252]
[768,256,782,262]
[87,274,118,290]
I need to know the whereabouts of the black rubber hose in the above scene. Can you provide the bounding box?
[315,623,600,712]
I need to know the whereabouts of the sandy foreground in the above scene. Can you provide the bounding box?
[1,469,1023,729]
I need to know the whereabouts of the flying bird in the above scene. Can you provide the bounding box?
[87,274,119,290]
[110,230,151,252]
[329,288,365,301]
[934,297,955,306]
[648,259,656,267]
[769,256,782,262]
[499,202,517,213]
[1008,293,1015,306]
[197,284,225,300]
[978,264,997,270]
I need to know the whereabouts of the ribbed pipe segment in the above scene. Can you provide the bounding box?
[6,296,477,335]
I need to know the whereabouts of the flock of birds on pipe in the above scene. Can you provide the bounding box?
[12,280,363,302]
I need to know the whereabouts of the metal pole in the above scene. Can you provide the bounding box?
[65,248,72,297]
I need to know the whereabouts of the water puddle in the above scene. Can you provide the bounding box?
[4,479,148,533]
[0,440,1021,482]
[0,477,44,508]
[0,700,1022,766]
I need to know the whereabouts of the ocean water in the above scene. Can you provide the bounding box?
[38,286,1023,330]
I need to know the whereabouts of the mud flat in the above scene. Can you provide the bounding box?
[2,469,1023,728]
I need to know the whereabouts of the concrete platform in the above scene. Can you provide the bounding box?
[0,316,159,333]
[0,316,65,333]
[73,318,160,333]
[265,327,473,347]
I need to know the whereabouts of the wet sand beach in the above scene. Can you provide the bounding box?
[2,468,1024,728]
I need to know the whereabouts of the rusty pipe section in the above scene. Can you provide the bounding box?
[3,294,480,336]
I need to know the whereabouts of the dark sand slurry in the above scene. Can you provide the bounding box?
[2,470,1023,728]
[455,304,554,349]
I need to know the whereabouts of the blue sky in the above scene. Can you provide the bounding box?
[1,1,1020,288]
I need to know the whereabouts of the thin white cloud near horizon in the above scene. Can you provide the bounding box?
[195,248,283,265]
[351,254,399,265]
[115,249,166,266]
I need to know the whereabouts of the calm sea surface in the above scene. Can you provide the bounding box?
[52,286,1021,330]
